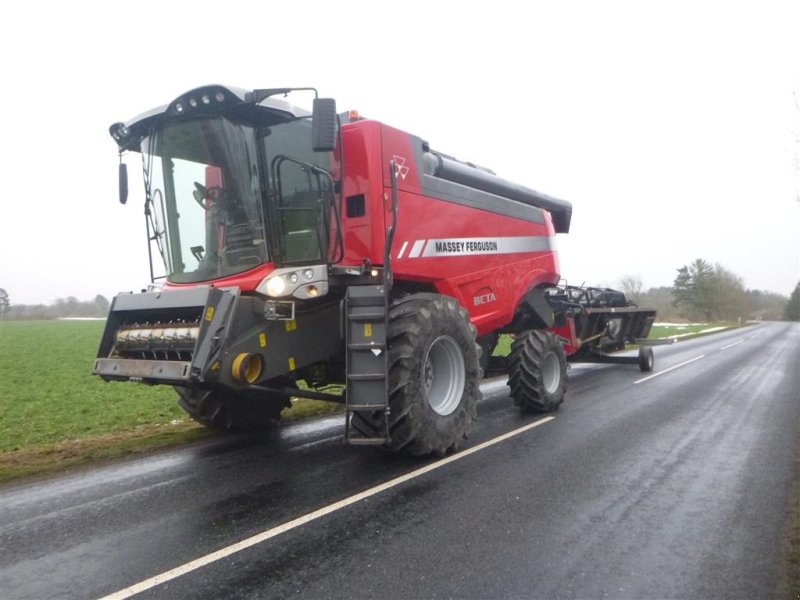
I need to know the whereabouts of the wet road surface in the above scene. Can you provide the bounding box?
[2,322,798,599]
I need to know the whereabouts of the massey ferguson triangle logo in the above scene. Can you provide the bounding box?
[393,155,410,180]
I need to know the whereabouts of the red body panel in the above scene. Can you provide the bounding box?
[339,121,385,266]
[167,118,562,338]
[373,122,560,336]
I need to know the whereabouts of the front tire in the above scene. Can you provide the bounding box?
[508,329,567,412]
[176,382,292,432]
[351,293,481,456]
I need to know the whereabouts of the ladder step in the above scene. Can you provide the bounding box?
[347,342,386,351]
[347,403,388,411]
[347,437,388,446]
[347,311,386,321]
[345,286,386,306]
[348,373,386,381]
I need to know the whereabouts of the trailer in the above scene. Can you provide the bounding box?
[551,285,656,365]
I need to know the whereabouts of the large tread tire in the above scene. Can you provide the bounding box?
[508,329,567,412]
[351,293,481,456]
[175,381,292,433]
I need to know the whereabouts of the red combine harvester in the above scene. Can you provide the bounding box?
[94,85,656,455]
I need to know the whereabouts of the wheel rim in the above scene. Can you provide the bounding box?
[542,351,561,395]
[423,335,466,416]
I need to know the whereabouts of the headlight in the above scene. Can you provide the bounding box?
[257,265,330,299]
[265,276,287,297]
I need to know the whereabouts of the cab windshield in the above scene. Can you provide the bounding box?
[141,115,334,284]
[142,117,266,283]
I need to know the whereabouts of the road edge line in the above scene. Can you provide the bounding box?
[633,354,706,385]
[721,339,745,350]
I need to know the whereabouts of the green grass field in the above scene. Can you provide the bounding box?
[0,319,339,481]
[0,320,188,452]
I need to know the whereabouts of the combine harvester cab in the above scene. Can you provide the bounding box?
[94,84,656,455]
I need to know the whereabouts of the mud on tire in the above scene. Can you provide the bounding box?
[176,382,292,432]
[508,329,567,412]
[351,293,481,456]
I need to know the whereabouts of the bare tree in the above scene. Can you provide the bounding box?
[618,275,643,305]
[712,264,748,321]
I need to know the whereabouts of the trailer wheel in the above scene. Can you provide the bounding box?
[175,382,291,432]
[508,329,567,412]
[638,346,655,372]
[351,293,481,456]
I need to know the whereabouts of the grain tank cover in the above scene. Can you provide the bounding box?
[423,151,572,233]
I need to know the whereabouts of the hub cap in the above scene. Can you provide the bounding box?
[423,336,465,416]
[542,351,561,395]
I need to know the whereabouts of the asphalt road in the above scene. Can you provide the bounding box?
[2,322,798,600]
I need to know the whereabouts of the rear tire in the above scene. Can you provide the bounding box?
[351,293,481,456]
[176,381,292,432]
[638,346,655,372]
[508,329,567,412]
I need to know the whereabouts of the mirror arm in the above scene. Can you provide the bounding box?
[118,159,128,205]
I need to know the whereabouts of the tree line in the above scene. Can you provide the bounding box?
[0,290,110,320]
[623,259,797,322]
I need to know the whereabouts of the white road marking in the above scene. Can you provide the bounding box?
[721,339,744,350]
[98,416,555,600]
[633,355,706,384]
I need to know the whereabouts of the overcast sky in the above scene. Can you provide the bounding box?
[1,0,798,305]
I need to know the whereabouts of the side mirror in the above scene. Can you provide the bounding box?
[312,98,337,152]
[119,162,128,205]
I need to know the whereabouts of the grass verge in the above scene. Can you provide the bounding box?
[0,400,343,484]
[784,433,800,596]
[0,422,210,483]
[646,322,742,341]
